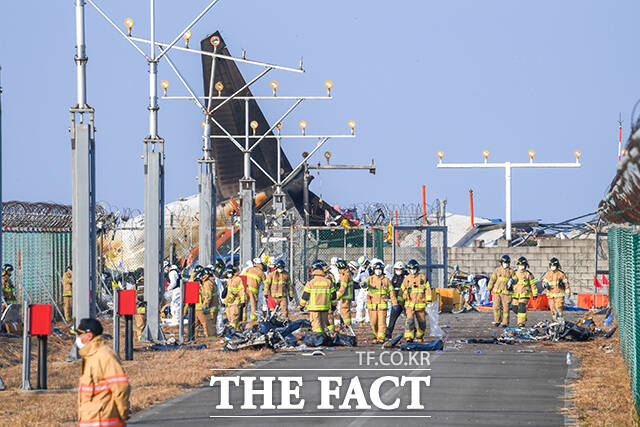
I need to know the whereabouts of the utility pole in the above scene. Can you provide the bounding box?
[71,0,97,325]
[436,149,582,242]
[85,0,223,342]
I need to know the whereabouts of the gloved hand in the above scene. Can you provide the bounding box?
[506,279,514,292]
[393,305,399,312]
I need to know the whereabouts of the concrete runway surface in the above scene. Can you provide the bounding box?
[130,310,578,426]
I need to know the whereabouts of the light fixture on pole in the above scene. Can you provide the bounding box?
[437,149,582,242]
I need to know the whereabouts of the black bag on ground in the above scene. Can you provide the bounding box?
[400,339,444,351]
[333,332,357,347]
[303,331,333,347]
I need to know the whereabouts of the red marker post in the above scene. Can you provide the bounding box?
[118,289,137,360]
[30,304,52,389]
[184,281,200,341]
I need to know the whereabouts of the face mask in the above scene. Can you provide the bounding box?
[518,265,525,271]
[374,269,383,276]
[277,268,284,273]
[76,336,86,349]
[502,263,509,269]
[394,269,402,276]
[226,273,233,278]
[411,268,419,274]
[550,266,557,271]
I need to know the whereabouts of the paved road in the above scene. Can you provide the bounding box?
[130,311,577,426]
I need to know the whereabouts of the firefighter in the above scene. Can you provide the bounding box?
[334,259,354,329]
[385,261,407,340]
[224,265,245,330]
[195,267,218,338]
[134,276,146,340]
[245,258,266,322]
[487,255,515,327]
[264,260,293,318]
[364,261,398,343]
[401,259,432,343]
[509,256,538,327]
[542,257,571,321]
[76,318,130,426]
[62,265,73,322]
[300,260,337,336]
[1,264,16,315]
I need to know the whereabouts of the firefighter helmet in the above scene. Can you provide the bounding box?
[311,259,327,271]
[516,256,528,267]
[499,255,511,264]
[549,257,561,268]
[2,264,13,273]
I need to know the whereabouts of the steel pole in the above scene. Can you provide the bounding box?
[239,100,255,267]
[0,67,3,273]
[71,0,96,325]
[141,0,165,342]
[272,132,286,256]
[505,161,512,242]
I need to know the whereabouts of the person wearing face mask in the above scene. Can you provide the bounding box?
[224,266,245,330]
[264,260,293,318]
[353,256,371,325]
[508,257,538,327]
[300,260,337,336]
[401,259,432,343]
[385,261,408,340]
[542,257,571,321]
[76,318,130,427]
[487,255,515,327]
[364,261,398,343]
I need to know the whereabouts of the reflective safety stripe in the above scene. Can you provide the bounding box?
[548,292,565,298]
[405,302,427,309]
[78,418,125,427]
[517,313,527,318]
[366,303,388,309]
[63,291,73,296]
[246,273,263,283]
[105,375,129,385]
[78,382,111,395]
[493,289,512,295]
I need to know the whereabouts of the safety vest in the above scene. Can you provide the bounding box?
[245,266,265,294]
[264,271,292,298]
[543,270,570,298]
[196,276,218,312]
[365,275,397,310]
[225,275,246,305]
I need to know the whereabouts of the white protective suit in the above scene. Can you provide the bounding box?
[354,266,370,322]
[166,267,181,323]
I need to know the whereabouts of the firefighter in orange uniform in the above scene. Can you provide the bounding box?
[401,259,431,343]
[542,257,571,321]
[299,260,337,336]
[195,267,218,338]
[224,265,245,329]
[509,257,538,327]
[365,261,398,344]
[264,260,293,318]
[245,258,266,322]
[487,255,514,327]
[76,318,130,427]
[62,265,73,322]
[335,259,354,328]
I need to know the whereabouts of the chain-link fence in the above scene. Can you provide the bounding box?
[392,226,448,288]
[608,227,640,413]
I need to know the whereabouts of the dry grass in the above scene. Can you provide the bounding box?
[535,314,638,426]
[0,319,273,426]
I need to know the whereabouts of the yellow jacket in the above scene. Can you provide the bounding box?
[542,270,570,297]
[2,274,16,304]
[245,266,265,294]
[78,336,130,427]
[336,269,354,300]
[225,275,246,305]
[365,275,398,310]
[264,271,292,298]
[197,275,218,312]
[400,273,432,309]
[488,266,515,294]
[63,271,73,297]
[300,270,336,312]
[511,270,538,299]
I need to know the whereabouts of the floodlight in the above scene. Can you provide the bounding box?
[324,151,332,164]
[215,81,224,95]
[299,120,307,135]
[124,18,134,36]
[574,150,582,161]
[528,150,536,161]
[482,150,490,162]
[270,80,279,96]
[210,35,221,47]
[348,120,356,135]
[250,120,258,135]
[437,150,444,162]
[324,80,333,95]
[184,30,192,48]
[160,80,169,96]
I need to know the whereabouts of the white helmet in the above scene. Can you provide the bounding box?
[170,265,179,271]
[252,257,262,265]
[330,257,338,266]
[357,256,369,267]
[393,261,406,270]
[370,258,383,267]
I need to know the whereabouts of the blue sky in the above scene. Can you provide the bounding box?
[0,1,635,222]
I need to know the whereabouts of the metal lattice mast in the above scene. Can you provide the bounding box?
[70,0,97,326]
[436,149,582,242]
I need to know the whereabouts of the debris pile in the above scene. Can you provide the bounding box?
[498,317,616,343]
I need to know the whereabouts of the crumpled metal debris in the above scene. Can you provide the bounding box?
[499,317,614,343]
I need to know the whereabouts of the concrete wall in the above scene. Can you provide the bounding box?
[448,239,609,295]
